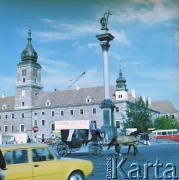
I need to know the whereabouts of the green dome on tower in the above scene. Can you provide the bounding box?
[21,28,38,62]
[116,66,128,91]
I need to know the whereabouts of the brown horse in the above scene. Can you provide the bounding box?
[107,131,141,156]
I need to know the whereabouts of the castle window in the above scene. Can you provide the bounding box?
[22,102,25,106]
[33,69,37,77]
[21,113,24,118]
[20,124,25,132]
[22,69,27,76]
[118,95,122,98]
[42,112,45,115]
[5,115,8,119]
[34,112,37,115]
[51,123,55,131]
[46,99,51,106]
[41,120,45,126]
[171,115,175,119]
[61,111,64,116]
[22,90,26,97]
[115,121,120,128]
[0,115,1,119]
[4,125,8,132]
[2,104,7,110]
[86,95,93,103]
[34,120,37,126]
[116,107,119,112]
[23,78,26,82]
[52,111,55,116]
[70,110,73,115]
[11,114,14,119]
[80,109,83,115]
[92,108,96,114]
[11,126,14,132]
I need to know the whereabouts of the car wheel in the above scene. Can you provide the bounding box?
[68,171,84,180]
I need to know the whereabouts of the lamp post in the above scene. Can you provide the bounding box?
[96,12,117,141]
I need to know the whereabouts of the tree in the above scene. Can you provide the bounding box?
[123,96,153,132]
[154,116,179,129]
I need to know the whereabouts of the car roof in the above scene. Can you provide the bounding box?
[0,143,48,151]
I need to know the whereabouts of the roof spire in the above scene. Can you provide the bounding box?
[21,17,38,62]
[27,16,32,44]
[119,60,123,78]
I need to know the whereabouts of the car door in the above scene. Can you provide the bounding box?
[3,149,33,180]
[31,147,64,180]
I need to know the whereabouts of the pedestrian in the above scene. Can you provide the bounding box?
[33,136,37,143]
[144,133,151,146]
[41,137,45,143]
[27,136,31,143]
[0,149,6,180]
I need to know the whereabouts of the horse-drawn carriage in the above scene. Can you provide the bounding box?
[54,120,105,157]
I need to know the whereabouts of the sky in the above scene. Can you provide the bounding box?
[0,0,179,110]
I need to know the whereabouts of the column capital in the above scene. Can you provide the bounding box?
[100,42,110,51]
[100,99,115,109]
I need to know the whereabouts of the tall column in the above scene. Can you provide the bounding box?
[101,42,110,100]
[96,34,117,141]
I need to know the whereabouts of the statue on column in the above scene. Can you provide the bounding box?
[100,11,112,32]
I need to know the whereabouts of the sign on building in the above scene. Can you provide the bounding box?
[55,120,90,130]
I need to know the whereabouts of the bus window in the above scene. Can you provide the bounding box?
[168,131,172,135]
[157,132,161,135]
[173,131,178,135]
[162,132,166,135]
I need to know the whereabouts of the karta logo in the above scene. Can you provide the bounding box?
[106,158,178,179]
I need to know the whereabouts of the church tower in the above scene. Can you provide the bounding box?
[115,63,128,101]
[15,27,43,109]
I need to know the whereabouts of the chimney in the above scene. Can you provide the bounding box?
[76,84,80,90]
[131,89,136,99]
[142,94,146,103]
[148,97,151,105]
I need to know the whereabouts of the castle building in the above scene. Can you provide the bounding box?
[0,29,178,143]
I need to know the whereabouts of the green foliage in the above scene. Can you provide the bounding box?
[154,116,179,129]
[123,96,153,132]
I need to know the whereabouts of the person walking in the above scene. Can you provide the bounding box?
[0,149,6,180]
[27,136,31,143]
[144,133,151,146]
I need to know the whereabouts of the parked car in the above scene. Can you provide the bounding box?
[1,143,93,180]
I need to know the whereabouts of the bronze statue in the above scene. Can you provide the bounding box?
[100,11,112,32]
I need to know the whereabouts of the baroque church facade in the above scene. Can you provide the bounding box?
[0,29,178,142]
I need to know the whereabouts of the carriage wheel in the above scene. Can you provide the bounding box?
[89,142,103,157]
[52,141,60,151]
[57,142,70,157]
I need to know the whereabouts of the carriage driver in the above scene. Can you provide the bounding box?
[89,121,102,140]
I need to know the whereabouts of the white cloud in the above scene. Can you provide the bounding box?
[111,0,178,25]
[87,43,99,49]
[43,67,103,91]
[111,30,131,45]
[33,18,99,42]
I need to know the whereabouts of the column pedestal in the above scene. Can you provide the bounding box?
[100,99,117,142]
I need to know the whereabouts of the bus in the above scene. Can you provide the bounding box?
[151,129,179,141]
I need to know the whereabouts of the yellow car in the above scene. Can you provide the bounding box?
[1,143,93,180]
